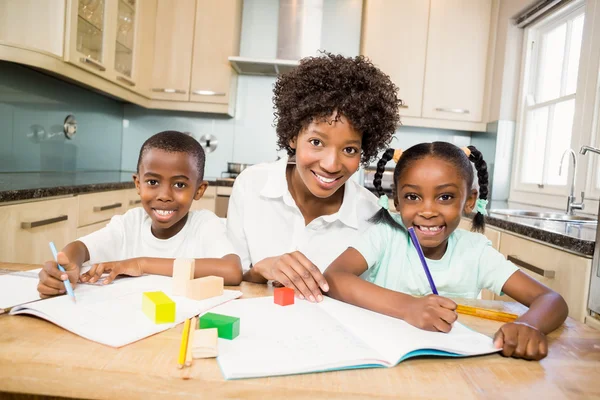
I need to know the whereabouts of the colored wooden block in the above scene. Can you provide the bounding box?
[173,258,195,296]
[274,287,295,306]
[199,312,240,340]
[142,291,175,324]
[186,276,224,300]
[192,328,218,359]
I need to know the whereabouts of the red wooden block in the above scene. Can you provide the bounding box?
[274,287,294,306]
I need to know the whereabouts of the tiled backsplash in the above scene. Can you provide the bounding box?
[0,62,123,172]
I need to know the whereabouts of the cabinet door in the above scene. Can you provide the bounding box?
[0,197,78,264]
[76,220,108,238]
[149,0,195,101]
[122,188,142,210]
[190,186,216,213]
[189,0,242,106]
[361,0,429,118]
[112,0,139,88]
[65,0,116,77]
[422,0,492,122]
[78,190,127,227]
[499,232,592,323]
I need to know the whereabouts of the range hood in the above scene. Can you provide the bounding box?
[229,0,362,76]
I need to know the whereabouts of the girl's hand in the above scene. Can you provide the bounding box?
[255,251,329,303]
[404,294,458,332]
[38,252,80,298]
[80,258,144,285]
[493,322,548,360]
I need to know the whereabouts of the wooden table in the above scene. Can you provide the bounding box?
[1,262,600,399]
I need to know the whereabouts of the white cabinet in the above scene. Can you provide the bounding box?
[422,0,492,123]
[361,0,493,131]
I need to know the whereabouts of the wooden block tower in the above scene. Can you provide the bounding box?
[173,258,224,300]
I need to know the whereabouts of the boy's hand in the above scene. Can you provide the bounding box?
[80,258,144,285]
[404,294,458,332]
[38,252,80,298]
[493,322,548,360]
[255,251,329,303]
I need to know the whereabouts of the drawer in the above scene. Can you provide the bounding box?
[78,191,127,227]
[499,232,592,322]
[190,186,216,213]
[122,188,142,210]
[76,220,108,239]
[0,197,78,264]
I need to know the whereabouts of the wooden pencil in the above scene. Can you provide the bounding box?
[456,304,518,323]
[178,319,191,369]
[185,316,197,367]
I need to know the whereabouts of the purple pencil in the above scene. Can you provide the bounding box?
[407,227,438,295]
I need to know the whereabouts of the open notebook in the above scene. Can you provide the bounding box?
[9,274,242,347]
[0,268,43,314]
[213,296,500,380]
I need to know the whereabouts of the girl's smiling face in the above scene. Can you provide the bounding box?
[134,149,207,239]
[396,156,477,260]
[289,113,362,199]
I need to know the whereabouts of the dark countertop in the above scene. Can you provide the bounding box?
[0,171,234,203]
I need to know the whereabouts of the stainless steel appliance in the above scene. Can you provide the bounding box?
[363,166,395,194]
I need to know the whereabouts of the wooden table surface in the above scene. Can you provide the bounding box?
[1,262,600,400]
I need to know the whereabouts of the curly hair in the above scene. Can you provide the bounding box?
[273,52,401,165]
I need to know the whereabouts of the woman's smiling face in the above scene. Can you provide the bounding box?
[290,113,362,199]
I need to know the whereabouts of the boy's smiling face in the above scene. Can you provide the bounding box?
[289,113,362,199]
[133,148,207,239]
[396,156,477,260]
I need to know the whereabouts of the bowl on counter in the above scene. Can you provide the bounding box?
[227,162,252,174]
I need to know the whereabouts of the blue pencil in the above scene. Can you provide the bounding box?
[407,227,438,295]
[49,242,77,303]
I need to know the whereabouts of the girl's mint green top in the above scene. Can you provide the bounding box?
[352,214,518,299]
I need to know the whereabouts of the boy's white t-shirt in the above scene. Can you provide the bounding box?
[79,208,235,264]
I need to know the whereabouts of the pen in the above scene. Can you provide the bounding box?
[407,227,438,295]
[49,242,76,303]
[178,318,191,369]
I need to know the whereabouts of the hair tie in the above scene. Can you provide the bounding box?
[392,149,403,163]
[461,147,471,157]
[475,199,488,216]
[378,194,389,210]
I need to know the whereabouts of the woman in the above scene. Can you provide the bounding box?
[227,53,401,302]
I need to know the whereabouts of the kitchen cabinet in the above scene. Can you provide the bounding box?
[78,190,127,227]
[0,197,78,264]
[190,186,216,213]
[498,232,592,323]
[361,0,493,131]
[122,188,142,210]
[76,220,108,238]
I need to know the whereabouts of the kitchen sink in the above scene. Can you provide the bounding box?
[489,209,597,223]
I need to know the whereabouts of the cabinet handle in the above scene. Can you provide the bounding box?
[117,76,136,86]
[399,104,408,109]
[79,57,106,71]
[507,255,555,278]
[21,215,68,229]
[93,202,122,212]
[192,90,226,96]
[129,199,142,205]
[435,107,470,114]
[151,88,187,94]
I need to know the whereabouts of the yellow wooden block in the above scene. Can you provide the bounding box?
[142,291,175,324]
[173,258,195,296]
[192,328,218,359]
[185,276,224,300]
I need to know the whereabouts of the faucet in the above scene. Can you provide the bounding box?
[559,148,584,215]
[580,145,600,155]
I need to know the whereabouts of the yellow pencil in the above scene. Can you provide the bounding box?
[178,319,191,369]
[185,316,197,367]
[456,304,518,323]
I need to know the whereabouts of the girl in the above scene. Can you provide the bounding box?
[227,53,401,302]
[324,142,568,361]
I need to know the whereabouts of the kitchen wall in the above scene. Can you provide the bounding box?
[0,62,124,172]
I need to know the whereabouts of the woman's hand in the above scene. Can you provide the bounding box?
[38,252,80,298]
[255,251,329,302]
[403,294,458,332]
[80,258,144,285]
[493,322,548,360]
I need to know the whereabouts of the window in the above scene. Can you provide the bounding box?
[514,4,585,195]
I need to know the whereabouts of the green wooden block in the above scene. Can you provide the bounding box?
[199,312,240,340]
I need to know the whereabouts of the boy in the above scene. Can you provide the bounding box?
[38,131,242,297]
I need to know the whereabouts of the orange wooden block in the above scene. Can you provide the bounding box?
[185,276,224,300]
[173,258,195,296]
[274,287,294,306]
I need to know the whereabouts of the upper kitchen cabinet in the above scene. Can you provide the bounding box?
[361,0,494,131]
[422,0,492,124]
[361,0,429,119]
[189,0,242,112]
[149,0,195,102]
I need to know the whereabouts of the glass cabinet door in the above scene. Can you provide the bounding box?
[76,0,107,65]
[114,0,136,82]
